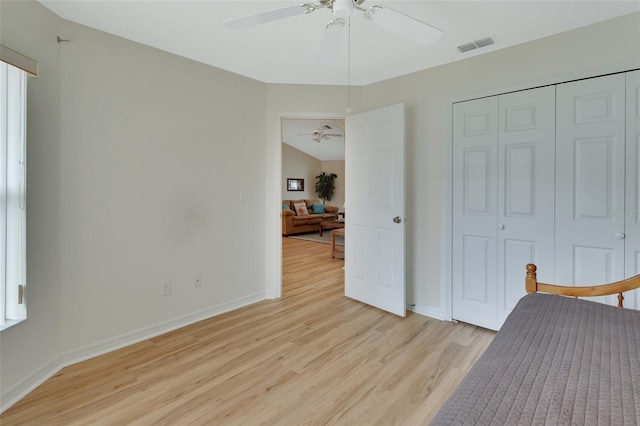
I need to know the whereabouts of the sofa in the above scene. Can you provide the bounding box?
[282,199,338,236]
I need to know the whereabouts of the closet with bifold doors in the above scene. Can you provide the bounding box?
[452,70,640,330]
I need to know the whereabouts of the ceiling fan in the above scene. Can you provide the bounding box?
[225,0,443,62]
[299,125,344,143]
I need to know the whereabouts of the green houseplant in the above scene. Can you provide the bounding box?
[315,171,337,204]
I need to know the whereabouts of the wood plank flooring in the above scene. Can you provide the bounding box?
[1,237,495,425]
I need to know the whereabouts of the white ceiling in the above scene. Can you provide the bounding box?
[282,119,345,161]
[39,1,640,86]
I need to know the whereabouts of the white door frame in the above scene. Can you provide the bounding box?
[269,110,344,299]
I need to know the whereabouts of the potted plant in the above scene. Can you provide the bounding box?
[315,171,337,204]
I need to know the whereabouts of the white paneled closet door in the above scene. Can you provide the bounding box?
[452,87,556,330]
[496,87,556,326]
[452,97,499,330]
[556,74,627,305]
[627,70,640,307]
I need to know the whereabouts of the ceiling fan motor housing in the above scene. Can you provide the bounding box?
[332,0,353,19]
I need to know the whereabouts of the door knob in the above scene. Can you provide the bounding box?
[498,224,505,230]
[393,216,402,224]
[616,232,625,240]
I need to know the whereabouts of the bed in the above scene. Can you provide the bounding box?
[432,264,640,425]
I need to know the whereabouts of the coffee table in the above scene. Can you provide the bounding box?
[319,219,345,236]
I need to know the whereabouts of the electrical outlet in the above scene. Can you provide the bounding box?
[194,274,202,288]
[161,281,171,296]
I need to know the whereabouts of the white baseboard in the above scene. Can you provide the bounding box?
[0,354,66,414]
[407,304,447,321]
[0,292,266,413]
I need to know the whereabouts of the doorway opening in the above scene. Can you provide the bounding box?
[278,115,345,298]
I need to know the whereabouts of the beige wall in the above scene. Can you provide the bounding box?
[1,0,269,404]
[55,18,268,352]
[282,143,321,200]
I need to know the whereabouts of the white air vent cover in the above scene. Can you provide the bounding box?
[457,36,495,53]
[474,37,494,48]
[457,42,477,53]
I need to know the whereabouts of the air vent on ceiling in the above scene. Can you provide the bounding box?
[457,36,495,53]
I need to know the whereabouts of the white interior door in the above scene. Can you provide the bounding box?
[496,87,556,326]
[626,70,640,308]
[556,74,627,304]
[345,103,406,317]
[452,97,499,330]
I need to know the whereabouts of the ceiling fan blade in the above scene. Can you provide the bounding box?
[365,6,442,47]
[225,4,312,31]
[316,19,345,63]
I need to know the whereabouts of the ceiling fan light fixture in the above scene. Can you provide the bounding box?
[326,17,346,29]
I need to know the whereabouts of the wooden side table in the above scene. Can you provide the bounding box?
[319,219,345,236]
[331,228,345,259]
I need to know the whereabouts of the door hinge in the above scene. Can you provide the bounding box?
[18,284,25,304]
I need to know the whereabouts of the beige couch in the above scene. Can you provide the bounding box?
[282,199,338,236]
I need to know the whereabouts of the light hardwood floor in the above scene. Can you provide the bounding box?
[1,237,495,425]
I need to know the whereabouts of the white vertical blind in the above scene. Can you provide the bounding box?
[1,60,27,329]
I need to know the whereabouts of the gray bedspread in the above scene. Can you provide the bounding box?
[432,293,640,425]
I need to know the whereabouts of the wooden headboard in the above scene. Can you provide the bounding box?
[525,263,640,308]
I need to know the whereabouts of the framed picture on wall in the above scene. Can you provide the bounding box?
[287,178,304,191]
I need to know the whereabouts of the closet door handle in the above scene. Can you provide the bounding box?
[616,232,625,240]
[498,224,505,230]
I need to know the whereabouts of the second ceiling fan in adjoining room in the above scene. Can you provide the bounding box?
[300,124,344,143]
